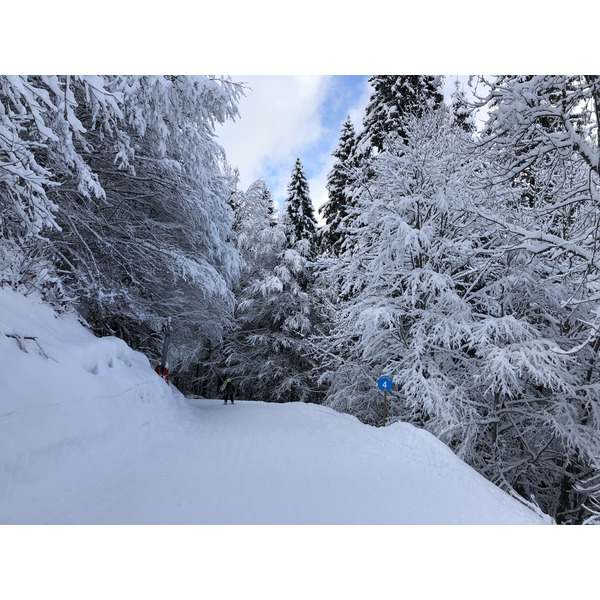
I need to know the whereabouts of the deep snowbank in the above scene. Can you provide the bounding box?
[0,288,548,524]
[0,288,185,521]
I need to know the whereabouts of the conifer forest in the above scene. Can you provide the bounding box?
[2,75,600,524]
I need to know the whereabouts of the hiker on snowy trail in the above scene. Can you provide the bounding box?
[224,378,235,404]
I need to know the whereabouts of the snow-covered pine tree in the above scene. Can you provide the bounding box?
[285,157,318,256]
[448,78,476,133]
[220,183,321,403]
[320,116,358,256]
[354,75,444,162]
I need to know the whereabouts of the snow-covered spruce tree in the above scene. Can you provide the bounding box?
[285,157,318,255]
[339,76,446,258]
[448,79,476,133]
[320,116,358,256]
[233,178,277,247]
[220,164,323,403]
[238,177,276,226]
[317,106,596,522]
[224,211,321,402]
[354,75,445,162]
[227,179,279,296]
[194,178,279,396]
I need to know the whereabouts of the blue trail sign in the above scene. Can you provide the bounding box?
[378,376,393,392]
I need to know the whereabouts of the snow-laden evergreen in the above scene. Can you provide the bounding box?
[354,75,445,161]
[320,116,358,256]
[285,157,318,256]
[219,177,322,403]
[448,78,476,133]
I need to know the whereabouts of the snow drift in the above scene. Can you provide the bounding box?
[0,288,548,524]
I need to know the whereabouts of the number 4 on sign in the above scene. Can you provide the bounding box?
[377,376,393,427]
[378,376,393,392]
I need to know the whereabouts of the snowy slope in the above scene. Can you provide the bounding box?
[0,288,548,525]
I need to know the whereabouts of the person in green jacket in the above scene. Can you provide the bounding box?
[224,378,235,404]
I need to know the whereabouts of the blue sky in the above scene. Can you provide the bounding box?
[216,75,468,223]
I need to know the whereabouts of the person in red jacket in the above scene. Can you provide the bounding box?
[224,378,235,404]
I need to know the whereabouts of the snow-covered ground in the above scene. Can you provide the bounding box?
[0,287,547,525]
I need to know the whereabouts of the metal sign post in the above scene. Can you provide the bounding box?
[377,376,393,427]
[160,317,172,370]
[155,317,172,385]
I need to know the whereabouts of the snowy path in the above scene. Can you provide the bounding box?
[0,285,548,525]
[3,398,545,525]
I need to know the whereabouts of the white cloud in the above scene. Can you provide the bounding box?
[216,75,332,195]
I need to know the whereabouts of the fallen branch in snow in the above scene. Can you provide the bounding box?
[4,334,57,362]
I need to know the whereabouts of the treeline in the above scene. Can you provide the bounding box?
[3,75,600,524]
